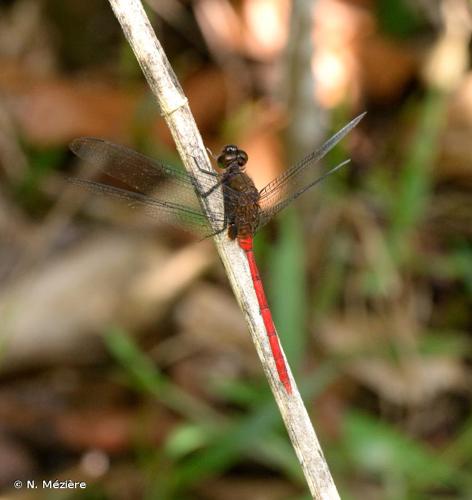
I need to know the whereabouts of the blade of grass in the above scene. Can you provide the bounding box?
[312,233,351,322]
[388,91,447,262]
[165,362,339,494]
[266,209,307,372]
[105,327,220,423]
[107,329,340,496]
[343,411,470,492]
[443,415,472,467]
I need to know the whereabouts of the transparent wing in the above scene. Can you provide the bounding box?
[258,113,365,213]
[70,137,229,208]
[257,160,350,229]
[68,178,225,238]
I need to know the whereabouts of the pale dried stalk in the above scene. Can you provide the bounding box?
[107,1,340,498]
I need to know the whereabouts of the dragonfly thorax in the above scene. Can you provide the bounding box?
[217,144,248,170]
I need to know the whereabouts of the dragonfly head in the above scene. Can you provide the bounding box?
[217,145,248,170]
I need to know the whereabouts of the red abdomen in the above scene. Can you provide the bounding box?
[238,236,292,394]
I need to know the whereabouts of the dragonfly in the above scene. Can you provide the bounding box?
[69,112,365,394]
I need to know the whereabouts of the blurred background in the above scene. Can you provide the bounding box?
[0,0,471,498]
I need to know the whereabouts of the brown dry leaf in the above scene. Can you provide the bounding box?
[356,31,419,102]
[56,407,175,453]
[175,283,248,352]
[129,240,215,326]
[195,0,241,55]
[313,0,419,107]
[176,68,228,135]
[232,103,285,189]
[195,0,290,62]
[318,316,467,405]
[176,285,254,378]
[0,63,143,145]
[194,0,245,56]
[0,233,213,373]
[313,0,371,107]
[172,283,252,394]
[242,0,290,61]
[0,373,163,453]
[0,62,227,147]
[438,72,472,181]
[0,436,35,489]
[0,100,29,181]
[241,128,284,191]
[422,0,471,91]
[427,191,472,238]
[0,0,55,75]
[56,410,137,454]
[0,233,149,372]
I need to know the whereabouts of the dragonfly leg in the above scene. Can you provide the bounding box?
[227,223,238,240]
[200,220,228,240]
[200,170,242,197]
[211,224,227,237]
[206,146,217,160]
[200,179,225,197]
[192,156,219,177]
[190,156,225,197]
[204,209,230,239]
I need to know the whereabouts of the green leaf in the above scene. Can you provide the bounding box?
[376,0,424,38]
[343,411,468,491]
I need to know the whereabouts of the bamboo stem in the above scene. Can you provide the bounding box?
[107,1,340,498]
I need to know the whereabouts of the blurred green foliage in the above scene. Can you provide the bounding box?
[106,328,329,498]
[376,0,425,38]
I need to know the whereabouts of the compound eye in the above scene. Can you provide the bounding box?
[218,145,235,167]
[238,151,248,165]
